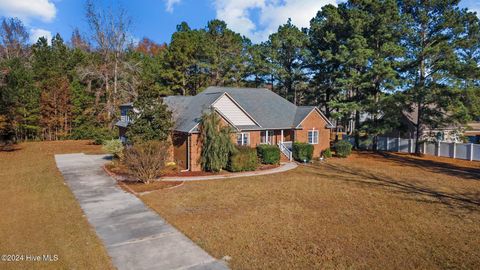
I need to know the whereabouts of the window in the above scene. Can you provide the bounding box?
[121,107,130,122]
[237,133,250,146]
[308,130,319,144]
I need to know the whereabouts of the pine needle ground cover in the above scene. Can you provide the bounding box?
[140,152,480,269]
[0,141,113,270]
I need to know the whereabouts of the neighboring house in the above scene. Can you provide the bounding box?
[465,121,480,143]
[382,105,464,143]
[116,86,334,171]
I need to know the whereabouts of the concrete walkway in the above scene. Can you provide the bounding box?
[55,153,228,270]
[162,162,298,181]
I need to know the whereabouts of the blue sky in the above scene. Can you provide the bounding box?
[0,0,479,45]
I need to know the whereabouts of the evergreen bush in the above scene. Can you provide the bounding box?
[322,148,332,158]
[292,142,314,162]
[334,140,352,157]
[256,144,280,164]
[228,146,259,172]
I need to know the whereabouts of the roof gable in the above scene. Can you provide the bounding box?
[212,93,259,127]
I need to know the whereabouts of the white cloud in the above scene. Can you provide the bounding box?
[165,0,181,13]
[214,0,337,43]
[30,28,52,44]
[0,0,57,23]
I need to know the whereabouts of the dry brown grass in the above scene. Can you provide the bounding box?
[141,152,480,270]
[120,180,183,193]
[0,141,113,270]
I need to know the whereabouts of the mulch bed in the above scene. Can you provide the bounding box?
[118,180,183,194]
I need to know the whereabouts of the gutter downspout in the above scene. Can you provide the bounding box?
[181,134,191,172]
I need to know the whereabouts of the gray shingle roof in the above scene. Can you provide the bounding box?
[118,86,333,132]
[202,87,297,129]
[201,87,334,129]
[164,92,223,132]
[293,106,316,127]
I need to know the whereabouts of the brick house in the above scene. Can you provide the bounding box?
[116,87,334,171]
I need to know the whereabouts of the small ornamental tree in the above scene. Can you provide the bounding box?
[199,109,236,172]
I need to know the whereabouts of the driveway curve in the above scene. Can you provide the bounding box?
[55,153,228,270]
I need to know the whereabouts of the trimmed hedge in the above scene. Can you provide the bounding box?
[334,140,352,157]
[292,142,314,162]
[227,146,259,172]
[256,144,280,164]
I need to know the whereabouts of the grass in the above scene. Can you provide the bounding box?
[0,141,113,270]
[140,151,480,270]
[119,180,183,193]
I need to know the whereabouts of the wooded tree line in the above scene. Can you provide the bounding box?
[1,0,479,153]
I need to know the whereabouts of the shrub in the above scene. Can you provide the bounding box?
[102,139,124,159]
[334,140,352,158]
[227,146,259,172]
[257,144,280,164]
[292,142,314,162]
[322,148,332,158]
[123,141,169,184]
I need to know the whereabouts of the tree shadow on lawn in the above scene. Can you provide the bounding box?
[309,163,480,213]
[374,151,480,181]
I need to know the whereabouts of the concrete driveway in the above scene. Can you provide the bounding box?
[55,153,228,270]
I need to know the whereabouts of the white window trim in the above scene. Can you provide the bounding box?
[237,132,250,146]
[308,130,319,145]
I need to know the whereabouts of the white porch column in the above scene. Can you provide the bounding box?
[281,130,284,143]
[266,130,269,144]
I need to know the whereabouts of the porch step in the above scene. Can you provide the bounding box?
[280,154,290,162]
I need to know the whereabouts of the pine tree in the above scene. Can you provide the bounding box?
[399,0,471,153]
[268,19,309,105]
[161,22,208,96]
[32,35,73,140]
[204,20,247,87]
[125,87,173,143]
[307,4,346,118]
[0,18,38,143]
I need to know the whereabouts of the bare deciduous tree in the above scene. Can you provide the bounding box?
[0,17,29,60]
[85,0,134,126]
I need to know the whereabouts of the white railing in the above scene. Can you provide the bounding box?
[346,136,480,161]
[278,141,293,161]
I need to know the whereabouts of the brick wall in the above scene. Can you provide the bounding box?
[294,111,331,158]
[172,132,188,170]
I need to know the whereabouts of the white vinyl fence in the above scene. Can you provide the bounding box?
[346,136,480,161]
